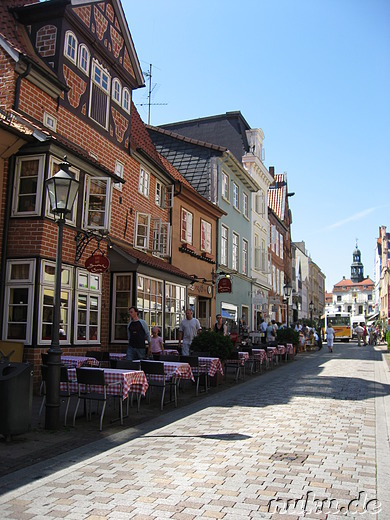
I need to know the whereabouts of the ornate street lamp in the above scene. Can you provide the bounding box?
[44,158,79,430]
[309,300,314,327]
[284,282,292,328]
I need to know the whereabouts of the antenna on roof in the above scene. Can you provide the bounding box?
[137,64,167,125]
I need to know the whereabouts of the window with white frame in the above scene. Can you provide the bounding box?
[233,182,239,210]
[75,269,101,343]
[155,181,163,207]
[275,231,279,256]
[254,234,260,270]
[135,212,150,249]
[122,88,130,113]
[200,219,212,253]
[112,273,132,341]
[112,78,122,104]
[152,219,171,257]
[181,208,193,243]
[46,156,79,224]
[281,271,284,296]
[271,225,276,251]
[276,268,280,295]
[255,190,265,215]
[78,44,90,74]
[272,265,276,292]
[39,260,72,344]
[280,234,284,259]
[165,282,186,341]
[138,167,150,197]
[232,232,239,271]
[221,225,229,266]
[89,59,110,129]
[243,192,248,218]
[64,31,77,63]
[222,171,229,201]
[84,176,111,230]
[3,259,35,343]
[114,159,124,191]
[12,155,44,216]
[136,274,163,334]
[261,239,267,272]
[242,239,248,275]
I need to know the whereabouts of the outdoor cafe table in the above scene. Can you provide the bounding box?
[164,349,179,356]
[63,367,149,400]
[136,360,195,383]
[198,357,224,377]
[61,355,100,368]
[109,352,126,361]
[251,348,268,366]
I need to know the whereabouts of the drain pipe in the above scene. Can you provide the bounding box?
[13,62,32,111]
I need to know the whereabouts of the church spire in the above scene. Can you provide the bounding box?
[351,240,364,282]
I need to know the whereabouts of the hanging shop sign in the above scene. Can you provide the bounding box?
[217,277,232,293]
[85,253,110,273]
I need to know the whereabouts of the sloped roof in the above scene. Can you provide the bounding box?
[268,174,287,221]
[333,278,374,291]
[159,111,251,163]
[110,237,193,281]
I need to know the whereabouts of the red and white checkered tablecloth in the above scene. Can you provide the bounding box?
[143,361,195,383]
[252,349,267,364]
[109,353,126,360]
[63,367,149,400]
[277,345,286,356]
[286,343,294,355]
[198,357,224,377]
[61,356,100,368]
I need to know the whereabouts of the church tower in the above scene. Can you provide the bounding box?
[351,241,364,282]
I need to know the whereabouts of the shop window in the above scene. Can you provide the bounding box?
[112,274,132,342]
[165,283,186,341]
[136,275,163,334]
[74,269,101,344]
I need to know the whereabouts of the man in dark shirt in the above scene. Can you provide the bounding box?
[126,306,151,360]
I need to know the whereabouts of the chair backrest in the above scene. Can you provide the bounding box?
[140,360,164,375]
[179,355,198,368]
[116,359,141,370]
[41,353,49,365]
[60,365,70,382]
[160,354,179,361]
[85,350,103,362]
[110,359,118,369]
[152,354,161,361]
[76,367,105,386]
[41,364,48,381]
[227,351,239,360]
[240,347,253,355]
[191,351,209,358]
[100,351,110,362]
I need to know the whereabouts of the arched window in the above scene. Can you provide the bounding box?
[122,88,130,113]
[64,31,77,63]
[78,44,90,74]
[112,78,122,104]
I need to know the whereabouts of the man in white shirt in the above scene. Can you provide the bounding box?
[178,308,201,355]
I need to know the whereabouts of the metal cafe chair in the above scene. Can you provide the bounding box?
[73,368,122,431]
[224,351,242,382]
[180,355,208,396]
[140,360,177,410]
[39,365,76,426]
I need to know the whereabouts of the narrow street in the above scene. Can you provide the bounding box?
[0,343,389,519]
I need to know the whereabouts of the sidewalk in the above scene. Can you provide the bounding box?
[0,343,389,519]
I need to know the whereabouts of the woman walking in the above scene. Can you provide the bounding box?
[326,323,335,353]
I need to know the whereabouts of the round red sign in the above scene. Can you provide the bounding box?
[217,277,232,293]
[85,254,110,273]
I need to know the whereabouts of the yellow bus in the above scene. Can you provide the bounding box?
[321,312,352,342]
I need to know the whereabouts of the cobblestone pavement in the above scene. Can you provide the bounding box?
[0,343,389,519]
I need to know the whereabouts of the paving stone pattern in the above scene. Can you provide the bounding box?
[0,343,388,519]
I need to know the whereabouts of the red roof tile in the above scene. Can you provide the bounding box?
[268,174,286,220]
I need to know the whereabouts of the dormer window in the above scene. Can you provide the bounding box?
[64,31,77,64]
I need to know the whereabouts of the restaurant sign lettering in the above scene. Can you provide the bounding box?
[85,253,110,273]
[217,277,232,293]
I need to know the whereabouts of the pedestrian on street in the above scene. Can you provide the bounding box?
[126,306,151,361]
[355,323,364,346]
[362,324,368,346]
[326,323,335,352]
[259,318,268,344]
[148,326,164,357]
[214,314,227,335]
[178,308,201,355]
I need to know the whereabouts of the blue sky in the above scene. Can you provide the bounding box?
[124,0,390,292]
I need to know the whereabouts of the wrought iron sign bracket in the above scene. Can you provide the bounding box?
[75,229,112,263]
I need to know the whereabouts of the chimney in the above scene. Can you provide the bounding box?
[269,166,274,178]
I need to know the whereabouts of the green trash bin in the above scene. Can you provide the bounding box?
[0,362,33,441]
